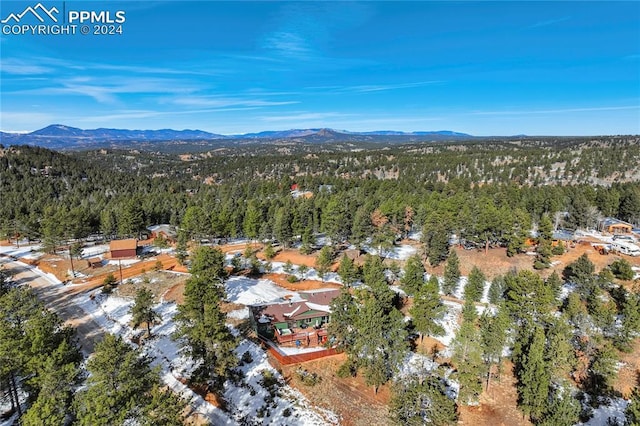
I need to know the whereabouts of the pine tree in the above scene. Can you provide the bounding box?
[21,351,80,426]
[422,211,450,267]
[337,254,358,287]
[545,316,576,380]
[537,382,580,426]
[410,275,445,342]
[546,271,563,301]
[263,243,276,260]
[130,288,161,338]
[401,254,426,297]
[354,298,408,394]
[505,270,555,323]
[242,200,261,240]
[390,375,458,426]
[327,289,357,351]
[175,230,188,265]
[273,206,293,247]
[362,254,395,312]
[610,258,634,281]
[363,254,385,287]
[618,291,640,352]
[0,266,12,297]
[74,334,186,425]
[74,334,157,425]
[443,250,460,296]
[451,304,483,405]
[516,325,550,422]
[586,342,618,397]
[315,246,333,282]
[464,266,486,303]
[173,248,237,391]
[480,304,509,390]
[488,275,505,304]
[139,386,187,426]
[626,383,640,426]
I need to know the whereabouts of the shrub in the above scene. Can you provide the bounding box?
[154,260,163,271]
[336,359,357,378]
[286,274,299,283]
[296,368,322,386]
[610,258,634,281]
[240,350,253,365]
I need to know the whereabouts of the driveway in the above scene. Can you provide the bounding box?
[1,258,104,355]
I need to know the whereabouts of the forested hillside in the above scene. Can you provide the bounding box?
[1,137,640,425]
[1,138,639,253]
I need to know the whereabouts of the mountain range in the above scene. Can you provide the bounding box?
[0,124,476,149]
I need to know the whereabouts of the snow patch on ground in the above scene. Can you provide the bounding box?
[397,352,438,378]
[225,276,304,305]
[81,244,110,258]
[435,300,462,347]
[226,339,337,425]
[362,243,417,260]
[480,280,492,304]
[0,243,43,260]
[452,276,467,299]
[408,231,422,241]
[578,397,629,426]
[108,258,140,266]
[227,308,250,320]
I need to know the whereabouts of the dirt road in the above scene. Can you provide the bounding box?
[1,258,104,355]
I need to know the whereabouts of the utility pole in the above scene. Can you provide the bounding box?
[119,259,123,285]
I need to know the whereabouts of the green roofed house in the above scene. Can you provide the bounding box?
[249,289,340,347]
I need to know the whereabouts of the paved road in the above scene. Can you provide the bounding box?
[1,259,104,355]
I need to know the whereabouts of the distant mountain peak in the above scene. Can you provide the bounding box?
[0,124,476,149]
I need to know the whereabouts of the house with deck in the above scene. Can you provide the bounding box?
[599,217,634,235]
[249,289,340,347]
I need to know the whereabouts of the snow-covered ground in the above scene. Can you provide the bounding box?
[269,262,342,284]
[578,397,629,426]
[362,243,417,260]
[395,352,459,400]
[108,258,140,266]
[0,242,43,260]
[75,290,336,425]
[81,243,110,258]
[225,276,304,305]
[408,231,422,241]
[435,300,462,347]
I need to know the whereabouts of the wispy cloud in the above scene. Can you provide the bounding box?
[7,75,200,103]
[305,81,444,94]
[350,81,444,93]
[172,96,298,108]
[73,107,262,123]
[0,58,52,74]
[528,16,571,29]
[471,105,639,115]
[262,31,313,59]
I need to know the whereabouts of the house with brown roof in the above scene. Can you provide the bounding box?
[109,239,138,259]
[600,217,633,234]
[249,289,340,346]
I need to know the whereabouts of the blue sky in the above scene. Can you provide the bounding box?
[1,1,639,135]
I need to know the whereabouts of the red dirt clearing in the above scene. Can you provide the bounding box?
[459,361,532,426]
